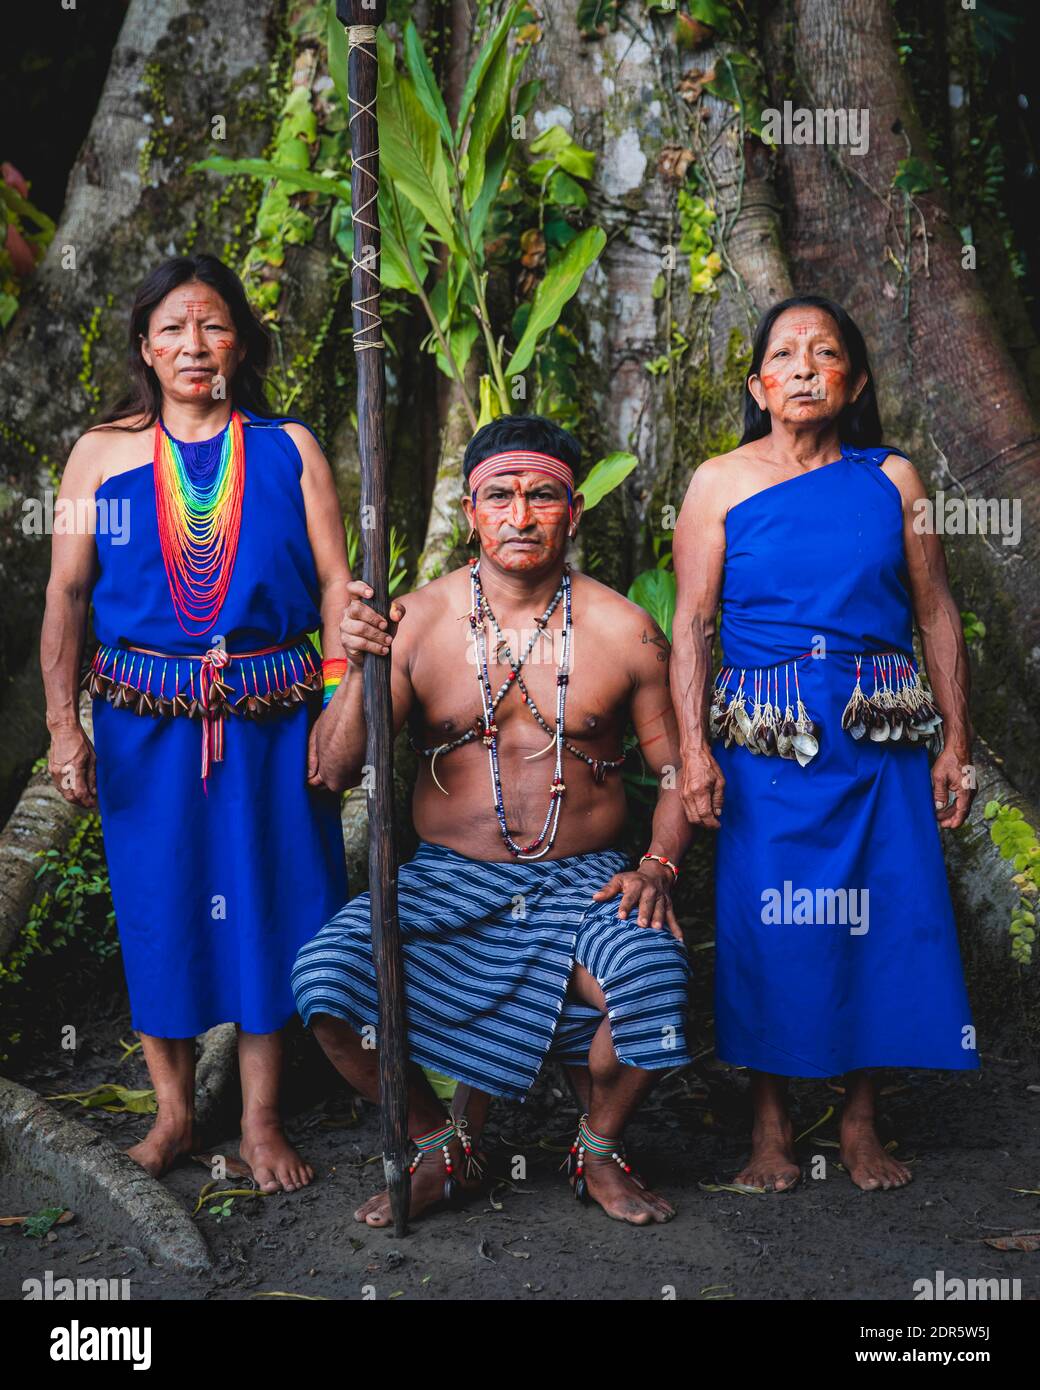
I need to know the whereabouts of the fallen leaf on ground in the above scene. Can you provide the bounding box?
[983,1234,1040,1252]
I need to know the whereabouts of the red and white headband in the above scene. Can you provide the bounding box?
[468,450,575,498]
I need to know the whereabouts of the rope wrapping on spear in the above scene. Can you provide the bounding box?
[345,25,385,355]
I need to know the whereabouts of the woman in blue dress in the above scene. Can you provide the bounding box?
[40,254,350,1192]
[671,295,978,1192]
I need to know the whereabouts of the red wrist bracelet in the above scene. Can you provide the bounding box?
[639,853,679,880]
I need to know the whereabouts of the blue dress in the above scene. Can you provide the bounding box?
[88,409,348,1037]
[712,444,978,1077]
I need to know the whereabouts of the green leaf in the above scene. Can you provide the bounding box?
[547,170,587,207]
[456,0,525,141]
[469,129,511,252]
[326,5,352,120]
[892,156,933,195]
[434,319,479,380]
[383,190,435,293]
[506,226,606,376]
[404,19,454,150]
[23,1207,65,1240]
[47,1083,158,1114]
[190,157,351,203]
[577,451,638,511]
[528,125,596,181]
[628,569,677,642]
[463,34,518,211]
[689,0,730,27]
[377,29,458,250]
[0,292,19,329]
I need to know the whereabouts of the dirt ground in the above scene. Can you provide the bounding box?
[2,951,1039,1303]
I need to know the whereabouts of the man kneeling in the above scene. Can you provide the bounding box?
[292,415,693,1226]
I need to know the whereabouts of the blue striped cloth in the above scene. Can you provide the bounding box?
[291,839,692,1100]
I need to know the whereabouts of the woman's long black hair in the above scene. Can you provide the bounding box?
[95,253,275,430]
[740,294,884,447]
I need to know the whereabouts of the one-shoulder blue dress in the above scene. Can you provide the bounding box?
[88,409,348,1038]
[712,444,978,1077]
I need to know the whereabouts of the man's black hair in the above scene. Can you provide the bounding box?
[462,414,582,488]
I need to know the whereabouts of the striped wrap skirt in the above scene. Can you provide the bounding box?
[291,839,692,1100]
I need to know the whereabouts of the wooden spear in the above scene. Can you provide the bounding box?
[335,0,410,1236]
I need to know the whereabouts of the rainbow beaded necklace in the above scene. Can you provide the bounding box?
[153,410,246,636]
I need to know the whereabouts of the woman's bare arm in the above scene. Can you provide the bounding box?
[40,435,103,807]
[670,458,729,828]
[883,454,975,829]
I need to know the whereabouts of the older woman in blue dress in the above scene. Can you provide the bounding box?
[670,294,977,1192]
[41,255,351,1192]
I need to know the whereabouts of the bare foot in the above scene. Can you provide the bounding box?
[735,1119,801,1192]
[840,1116,912,1191]
[577,1157,675,1225]
[354,1138,483,1228]
[239,1113,314,1194]
[125,1114,196,1178]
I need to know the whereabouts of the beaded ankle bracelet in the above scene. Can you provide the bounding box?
[407,1118,484,1205]
[563,1114,643,1204]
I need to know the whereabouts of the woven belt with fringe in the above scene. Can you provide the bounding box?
[82,637,321,780]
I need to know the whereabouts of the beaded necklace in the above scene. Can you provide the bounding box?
[410,563,625,788]
[470,558,571,859]
[153,410,246,636]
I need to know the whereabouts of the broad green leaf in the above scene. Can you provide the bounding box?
[528,125,596,181]
[434,319,479,380]
[326,5,352,119]
[547,170,587,207]
[272,86,318,170]
[515,78,541,119]
[190,157,351,203]
[469,129,511,254]
[377,29,458,250]
[506,225,606,376]
[455,0,525,139]
[463,37,521,210]
[628,569,677,642]
[578,451,638,510]
[404,19,453,149]
[380,192,434,293]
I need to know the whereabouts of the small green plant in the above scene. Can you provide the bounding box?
[22,1207,66,1240]
[344,520,410,595]
[29,813,117,960]
[208,1197,235,1224]
[961,610,986,651]
[983,799,1039,965]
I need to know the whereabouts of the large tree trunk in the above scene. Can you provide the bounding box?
[763,0,1040,799]
[0,0,287,815]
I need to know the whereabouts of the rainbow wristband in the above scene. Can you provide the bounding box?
[322,657,349,707]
